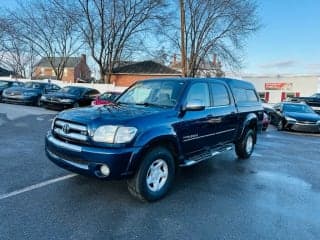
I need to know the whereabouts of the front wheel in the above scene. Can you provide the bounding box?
[73,102,79,108]
[127,146,175,202]
[277,120,284,131]
[36,97,42,107]
[235,129,255,159]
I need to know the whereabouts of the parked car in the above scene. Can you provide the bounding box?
[2,81,61,106]
[41,86,100,110]
[270,102,320,133]
[91,91,121,106]
[45,77,263,201]
[0,80,24,102]
[289,93,320,114]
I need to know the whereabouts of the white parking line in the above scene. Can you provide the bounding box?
[252,152,263,157]
[0,174,77,201]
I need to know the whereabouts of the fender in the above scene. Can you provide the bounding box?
[126,125,182,173]
[238,113,258,141]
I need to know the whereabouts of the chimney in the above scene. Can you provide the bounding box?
[81,54,86,63]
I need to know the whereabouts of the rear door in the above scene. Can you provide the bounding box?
[209,82,238,144]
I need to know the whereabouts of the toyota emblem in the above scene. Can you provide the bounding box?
[62,124,70,134]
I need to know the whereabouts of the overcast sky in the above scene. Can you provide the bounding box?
[4,0,320,75]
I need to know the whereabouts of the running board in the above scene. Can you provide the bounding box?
[180,146,233,167]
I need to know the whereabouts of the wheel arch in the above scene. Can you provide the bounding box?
[127,135,182,174]
[239,113,258,143]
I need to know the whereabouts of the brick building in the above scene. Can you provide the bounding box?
[33,54,91,83]
[111,60,181,87]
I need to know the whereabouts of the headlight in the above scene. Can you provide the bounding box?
[317,120,320,125]
[41,96,46,100]
[23,92,36,96]
[285,116,297,122]
[59,99,74,103]
[93,125,137,144]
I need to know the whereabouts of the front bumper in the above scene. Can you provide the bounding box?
[2,95,37,105]
[41,100,74,110]
[45,133,140,180]
[287,122,320,133]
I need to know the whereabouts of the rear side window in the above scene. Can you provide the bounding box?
[211,83,230,106]
[186,83,210,107]
[233,88,259,103]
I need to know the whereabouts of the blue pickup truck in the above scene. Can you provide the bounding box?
[45,77,263,201]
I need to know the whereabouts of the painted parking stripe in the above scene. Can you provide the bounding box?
[0,174,77,201]
[252,152,262,157]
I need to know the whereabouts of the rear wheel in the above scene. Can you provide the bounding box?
[127,146,175,202]
[235,129,255,159]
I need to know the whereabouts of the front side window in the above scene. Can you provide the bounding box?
[211,83,230,106]
[24,82,43,89]
[186,83,210,107]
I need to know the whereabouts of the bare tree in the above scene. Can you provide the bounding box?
[166,0,259,77]
[8,0,82,80]
[54,0,167,83]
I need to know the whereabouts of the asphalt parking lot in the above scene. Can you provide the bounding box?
[1,103,320,240]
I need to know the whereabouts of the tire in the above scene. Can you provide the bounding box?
[277,120,284,131]
[73,102,79,108]
[235,129,255,159]
[127,146,175,202]
[36,97,42,107]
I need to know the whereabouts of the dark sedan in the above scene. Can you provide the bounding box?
[0,80,24,102]
[270,102,320,133]
[2,81,61,106]
[40,86,100,110]
[91,91,121,106]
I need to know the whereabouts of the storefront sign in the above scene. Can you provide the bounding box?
[265,82,293,90]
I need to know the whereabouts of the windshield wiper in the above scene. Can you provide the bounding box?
[117,101,131,105]
[135,102,169,108]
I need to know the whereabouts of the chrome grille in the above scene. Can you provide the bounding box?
[53,120,88,142]
[296,120,316,125]
[6,91,22,96]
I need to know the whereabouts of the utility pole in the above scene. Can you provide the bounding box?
[179,0,187,77]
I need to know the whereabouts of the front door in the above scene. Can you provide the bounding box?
[175,82,216,156]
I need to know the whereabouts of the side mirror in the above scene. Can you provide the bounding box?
[183,99,205,111]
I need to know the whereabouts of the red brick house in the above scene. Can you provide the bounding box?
[33,54,91,83]
[111,60,182,87]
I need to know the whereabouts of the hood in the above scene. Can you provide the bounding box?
[57,104,175,127]
[285,111,320,122]
[44,92,78,100]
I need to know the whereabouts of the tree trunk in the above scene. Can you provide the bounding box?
[99,65,106,83]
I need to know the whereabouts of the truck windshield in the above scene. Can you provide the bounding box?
[117,80,185,107]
